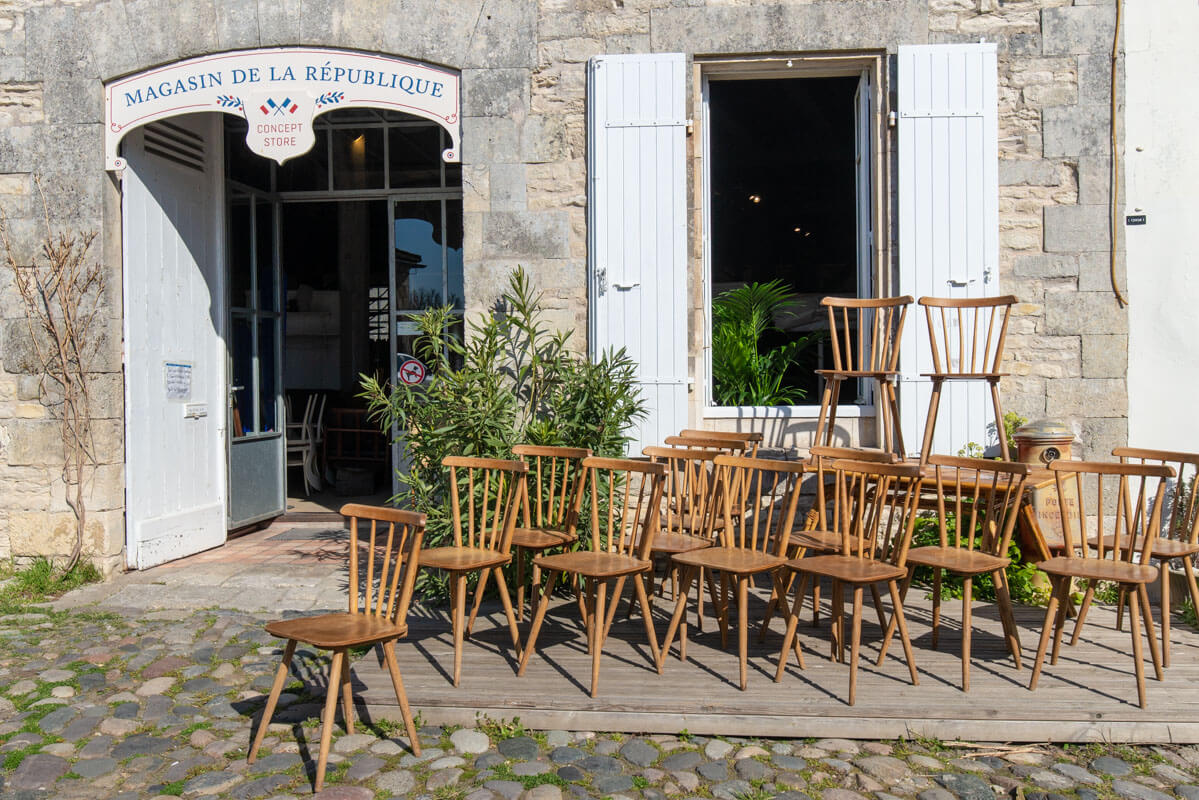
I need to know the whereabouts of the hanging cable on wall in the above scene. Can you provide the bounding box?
[1109,0,1129,306]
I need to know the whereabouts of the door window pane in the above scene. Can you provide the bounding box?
[394,200,452,309]
[255,201,277,311]
[230,315,253,437]
[258,319,278,434]
[229,198,252,310]
[332,127,384,190]
[225,120,272,190]
[445,199,464,309]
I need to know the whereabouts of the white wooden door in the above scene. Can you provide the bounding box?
[122,115,228,569]
[896,44,999,458]
[587,53,688,454]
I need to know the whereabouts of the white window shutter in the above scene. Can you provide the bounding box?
[896,43,999,458]
[587,53,689,455]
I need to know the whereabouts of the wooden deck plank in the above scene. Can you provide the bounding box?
[317,586,1199,742]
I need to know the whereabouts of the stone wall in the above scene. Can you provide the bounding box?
[0,0,1126,567]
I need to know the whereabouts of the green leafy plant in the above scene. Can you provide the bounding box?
[711,280,821,407]
[0,557,101,614]
[957,412,1027,460]
[360,267,646,602]
[474,712,527,741]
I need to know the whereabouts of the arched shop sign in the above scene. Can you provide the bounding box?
[104,47,460,170]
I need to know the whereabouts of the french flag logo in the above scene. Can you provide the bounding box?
[260,97,299,116]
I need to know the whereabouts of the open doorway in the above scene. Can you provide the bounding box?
[224,109,464,527]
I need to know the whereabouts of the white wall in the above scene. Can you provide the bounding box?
[1125,0,1199,451]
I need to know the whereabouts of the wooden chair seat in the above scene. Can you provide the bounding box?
[640,531,713,555]
[674,546,784,575]
[1038,556,1158,585]
[905,546,1009,577]
[816,368,899,379]
[789,528,840,552]
[266,613,409,649]
[420,545,510,572]
[534,551,652,579]
[920,372,1010,380]
[785,554,907,584]
[1087,534,1199,559]
[510,526,577,550]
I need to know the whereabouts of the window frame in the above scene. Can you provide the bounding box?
[697,53,888,420]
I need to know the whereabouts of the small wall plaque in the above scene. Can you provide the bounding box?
[1126,214,1147,225]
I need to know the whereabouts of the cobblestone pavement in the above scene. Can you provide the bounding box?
[4,604,1199,800]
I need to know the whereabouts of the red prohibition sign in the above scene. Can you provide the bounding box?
[399,359,426,385]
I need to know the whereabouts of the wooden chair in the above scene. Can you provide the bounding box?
[760,445,897,635]
[502,445,591,623]
[286,393,324,495]
[643,444,724,632]
[917,295,1017,462]
[249,505,424,792]
[879,455,1030,691]
[1027,460,1173,708]
[774,459,924,705]
[1102,447,1199,666]
[814,296,913,456]
[659,454,806,689]
[518,457,667,697]
[677,429,763,457]
[419,456,528,687]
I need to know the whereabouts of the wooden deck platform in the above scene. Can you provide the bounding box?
[342,584,1199,743]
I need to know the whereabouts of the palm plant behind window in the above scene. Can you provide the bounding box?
[711,279,820,407]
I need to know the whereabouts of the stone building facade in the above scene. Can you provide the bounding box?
[0,0,1135,571]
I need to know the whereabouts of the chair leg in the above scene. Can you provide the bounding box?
[1115,584,1126,631]
[1137,583,1163,681]
[759,568,786,643]
[876,568,914,667]
[659,566,697,670]
[633,572,662,668]
[531,560,544,622]
[591,579,606,698]
[1029,577,1067,691]
[717,572,731,650]
[812,578,822,627]
[1184,557,1199,625]
[961,576,973,692]
[737,574,750,691]
[832,580,845,663]
[516,547,527,623]
[491,567,524,660]
[382,642,422,756]
[869,583,887,633]
[1160,563,1172,668]
[848,585,863,706]
[466,566,492,637]
[775,573,809,681]
[248,639,296,763]
[993,568,1023,669]
[883,378,906,457]
[1128,584,1148,708]
[315,649,345,793]
[451,572,467,688]
[814,376,835,447]
[518,570,560,676]
[1070,579,1095,646]
[988,378,1011,461]
[887,579,919,687]
[695,566,706,633]
[340,655,355,735]
[602,575,628,641]
[919,378,945,464]
[931,571,942,649]
[1050,577,1070,665]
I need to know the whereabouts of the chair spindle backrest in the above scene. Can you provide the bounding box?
[919,295,1017,376]
[716,455,807,555]
[665,434,753,457]
[1049,460,1174,566]
[677,429,763,457]
[927,455,1030,557]
[512,445,591,534]
[807,445,897,531]
[831,459,924,567]
[1114,447,1199,547]
[821,295,913,374]
[443,456,529,553]
[643,446,722,539]
[584,456,667,560]
[341,504,426,624]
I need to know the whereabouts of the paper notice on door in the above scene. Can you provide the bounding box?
[164,361,192,401]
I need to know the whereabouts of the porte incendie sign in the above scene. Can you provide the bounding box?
[105,47,461,169]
